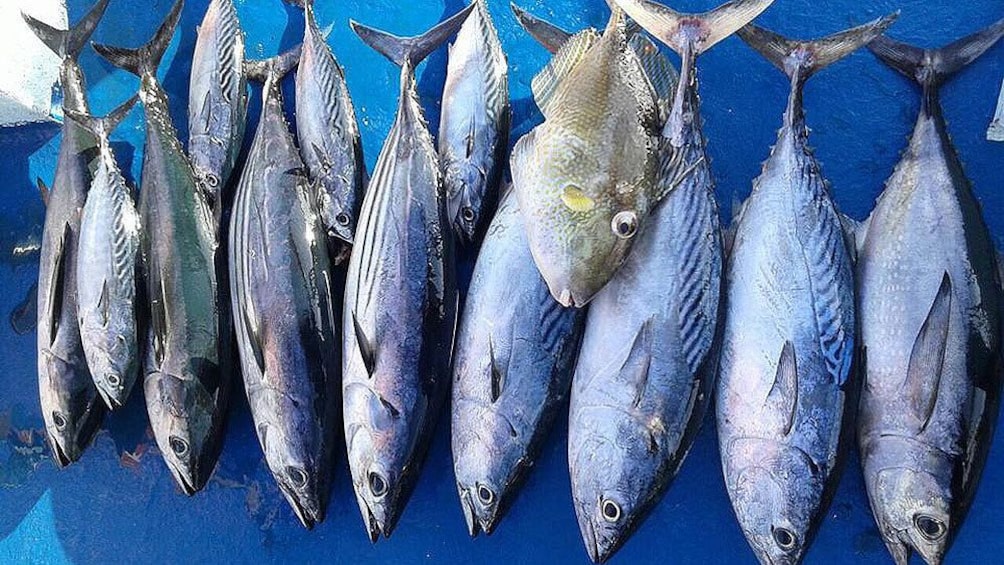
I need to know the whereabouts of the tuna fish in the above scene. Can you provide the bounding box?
[94,0,233,495]
[439,0,509,246]
[287,0,366,256]
[69,96,141,411]
[857,19,1004,565]
[451,187,585,537]
[188,0,247,225]
[716,17,895,565]
[230,45,340,529]
[342,5,472,540]
[25,0,110,467]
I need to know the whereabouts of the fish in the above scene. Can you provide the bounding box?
[715,17,895,565]
[188,0,248,224]
[94,0,233,495]
[230,45,340,530]
[68,96,141,411]
[857,19,1004,565]
[25,0,110,467]
[342,5,473,540]
[438,0,510,246]
[286,0,366,256]
[509,5,668,308]
[451,187,585,537]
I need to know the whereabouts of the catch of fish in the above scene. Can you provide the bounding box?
[20,0,1004,562]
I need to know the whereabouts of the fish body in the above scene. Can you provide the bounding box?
[290,0,365,252]
[188,0,247,221]
[857,23,1004,565]
[72,97,141,411]
[716,19,895,565]
[343,6,473,539]
[439,0,510,245]
[451,188,585,536]
[95,0,232,494]
[27,0,110,467]
[230,47,339,529]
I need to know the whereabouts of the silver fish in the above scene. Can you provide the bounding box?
[509,6,664,308]
[858,20,1004,565]
[188,0,248,222]
[69,96,141,411]
[95,0,232,495]
[451,187,585,537]
[439,0,509,246]
[716,17,895,565]
[287,0,366,254]
[343,5,472,540]
[230,46,340,530]
[25,0,110,467]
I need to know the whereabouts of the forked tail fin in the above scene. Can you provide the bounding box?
[22,0,109,60]
[64,94,139,144]
[92,0,183,77]
[245,45,303,84]
[350,3,477,68]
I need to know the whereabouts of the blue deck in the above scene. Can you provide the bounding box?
[0,0,1002,563]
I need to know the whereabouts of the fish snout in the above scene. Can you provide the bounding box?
[457,481,503,537]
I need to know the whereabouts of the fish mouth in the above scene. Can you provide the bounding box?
[885,532,913,565]
[279,484,324,530]
[47,435,73,468]
[165,460,199,496]
[458,486,494,537]
[361,500,384,542]
[95,386,123,411]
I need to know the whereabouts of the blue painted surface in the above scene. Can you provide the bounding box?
[0,0,1002,563]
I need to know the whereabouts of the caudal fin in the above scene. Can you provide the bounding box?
[64,95,139,143]
[22,0,109,60]
[351,3,477,68]
[739,14,897,82]
[611,0,775,57]
[510,2,572,54]
[870,17,1004,89]
[93,0,183,77]
[245,45,302,83]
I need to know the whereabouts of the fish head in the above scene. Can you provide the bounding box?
[728,440,825,565]
[39,354,104,466]
[345,411,410,541]
[871,465,952,565]
[445,164,489,245]
[258,420,328,529]
[145,372,219,495]
[85,340,139,410]
[316,183,359,246]
[452,421,516,537]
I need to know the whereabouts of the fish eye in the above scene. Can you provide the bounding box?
[52,411,67,430]
[369,472,388,498]
[914,515,947,541]
[611,211,638,239]
[286,466,308,489]
[106,373,121,387]
[461,206,476,223]
[476,483,495,505]
[169,435,189,456]
[336,212,351,227]
[600,499,621,523]
[772,526,798,551]
[206,174,220,188]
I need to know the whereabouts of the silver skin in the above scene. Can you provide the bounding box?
[72,98,141,411]
[230,48,339,530]
[188,0,247,224]
[343,6,473,540]
[26,0,110,467]
[95,0,232,495]
[451,188,585,537]
[439,0,510,246]
[858,28,1004,565]
[716,17,898,563]
[289,0,366,253]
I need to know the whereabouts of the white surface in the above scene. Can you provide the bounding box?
[0,0,66,126]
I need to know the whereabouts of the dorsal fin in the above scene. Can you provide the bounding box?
[510,2,573,54]
[352,312,377,377]
[488,337,506,403]
[530,29,601,117]
[903,273,953,432]
[765,341,798,437]
[37,178,50,207]
[629,33,679,124]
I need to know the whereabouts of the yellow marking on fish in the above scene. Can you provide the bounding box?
[561,186,595,213]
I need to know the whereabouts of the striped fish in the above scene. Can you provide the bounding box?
[342,5,473,540]
[716,17,894,565]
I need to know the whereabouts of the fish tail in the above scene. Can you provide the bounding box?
[739,14,898,82]
[611,0,774,57]
[245,44,302,84]
[64,94,139,143]
[510,3,572,55]
[869,17,1004,89]
[22,0,109,60]
[350,2,477,68]
[93,0,183,77]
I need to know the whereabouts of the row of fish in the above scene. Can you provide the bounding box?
[28,0,1004,564]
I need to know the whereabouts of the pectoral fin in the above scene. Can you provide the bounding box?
[352,312,377,377]
[765,341,799,437]
[37,178,50,207]
[903,273,953,432]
